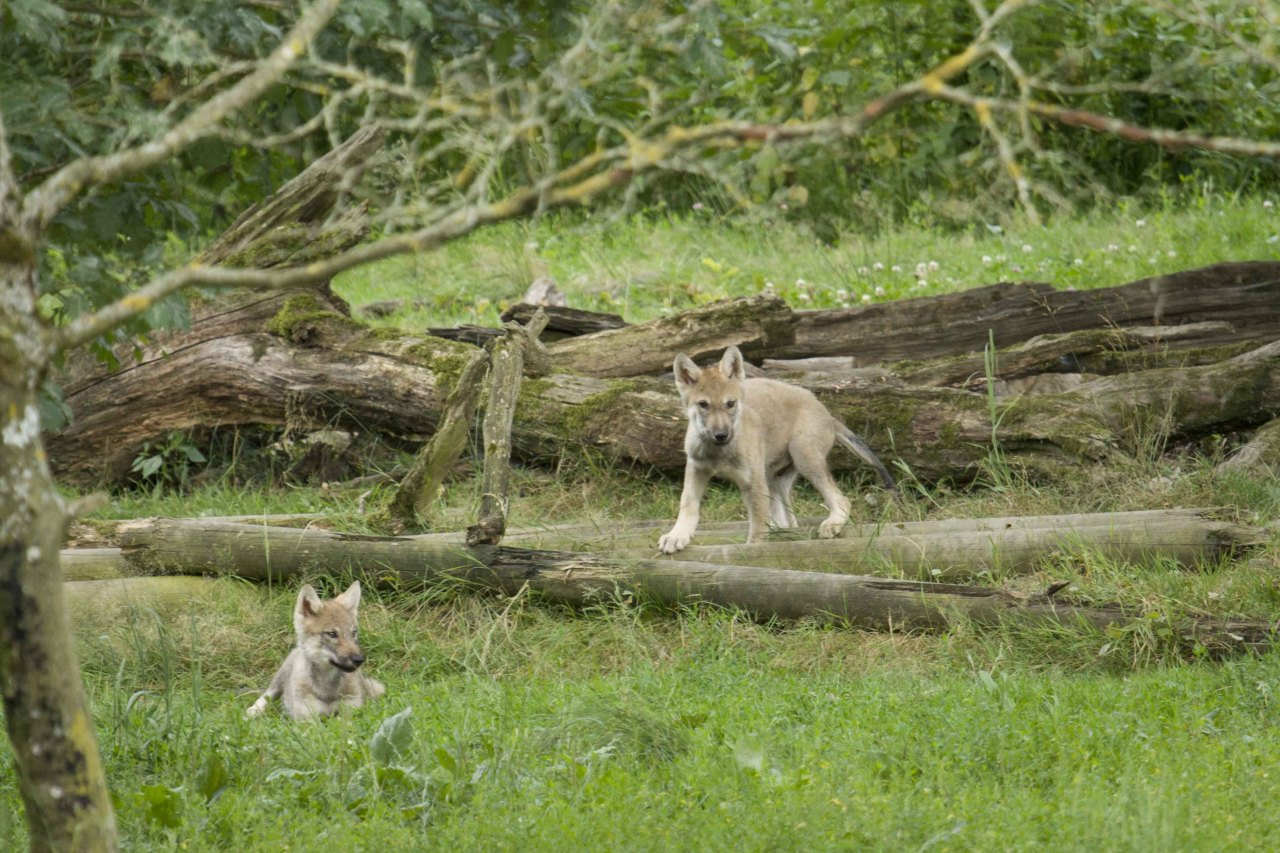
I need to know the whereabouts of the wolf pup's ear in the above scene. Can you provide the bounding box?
[719,345,745,381]
[673,354,701,389]
[296,584,323,618]
[334,580,362,614]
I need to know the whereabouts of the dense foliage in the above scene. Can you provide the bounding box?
[4,0,1279,318]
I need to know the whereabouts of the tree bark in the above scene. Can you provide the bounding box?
[467,323,530,546]
[544,293,795,378]
[456,508,1263,579]
[775,261,1280,363]
[113,518,1275,653]
[47,292,1280,486]
[383,348,489,532]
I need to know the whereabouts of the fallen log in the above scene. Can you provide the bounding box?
[544,294,795,378]
[423,509,1264,579]
[48,305,1280,486]
[775,261,1280,363]
[61,549,129,581]
[501,303,628,339]
[891,322,1249,390]
[383,347,489,531]
[114,518,1277,652]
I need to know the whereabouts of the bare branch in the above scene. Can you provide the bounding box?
[934,85,1280,158]
[22,0,342,232]
[50,30,998,354]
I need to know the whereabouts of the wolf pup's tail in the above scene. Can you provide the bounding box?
[835,424,899,496]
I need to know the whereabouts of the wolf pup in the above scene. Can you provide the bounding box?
[659,345,897,554]
[246,581,385,720]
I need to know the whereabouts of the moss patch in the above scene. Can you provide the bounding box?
[264,292,362,344]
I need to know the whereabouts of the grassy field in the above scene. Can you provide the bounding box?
[333,190,1280,327]
[4,195,1280,850]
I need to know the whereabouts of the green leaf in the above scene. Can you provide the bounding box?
[136,783,182,829]
[434,746,457,774]
[195,751,228,803]
[371,706,415,766]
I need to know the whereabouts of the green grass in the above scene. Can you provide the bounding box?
[5,192,1280,849]
[333,190,1280,327]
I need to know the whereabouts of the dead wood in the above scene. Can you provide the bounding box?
[545,294,795,378]
[891,322,1248,390]
[775,261,1280,363]
[467,317,541,545]
[501,303,628,339]
[410,508,1262,580]
[113,518,1277,653]
[1217,417,1280,475]
[47,305,1280,486]
[383,348,490,531]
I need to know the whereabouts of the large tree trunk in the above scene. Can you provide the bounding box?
[113,518,1274,653]
[1,126,387,851]
[2,266,118,847]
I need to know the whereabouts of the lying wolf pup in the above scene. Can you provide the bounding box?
[246,581,385,720]
[659,345,897,554]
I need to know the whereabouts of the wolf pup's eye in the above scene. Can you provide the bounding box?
[726,400,736,409]
[325,630,339,639]
[697,400,709,409]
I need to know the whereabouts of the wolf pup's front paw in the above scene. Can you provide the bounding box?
[245,697,268,718]
[817,517,847,539]
[658,531,691,554]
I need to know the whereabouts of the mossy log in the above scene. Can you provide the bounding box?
[890,322,1248,390]
[544,294,795,378]
[60,549,129,581]
[776,261,1280,363]
[383,348,490,531]
[113,518,1276,652]
[421,508,1263,579]
[468,318,538,545]
[48,294,1280,485]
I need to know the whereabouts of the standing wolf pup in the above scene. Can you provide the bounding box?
[246,581,385,720]
[659,345,897,554]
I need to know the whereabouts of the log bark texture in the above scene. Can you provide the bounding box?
[458,508,1263,579]
[48,305,1280,486]
[545,293,795,378]
[776,261,1280,363]
[384,348,489,531]
[114,518,1276,652]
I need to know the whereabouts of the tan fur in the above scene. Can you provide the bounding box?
[245,581,385,720]
[659,345,896,554]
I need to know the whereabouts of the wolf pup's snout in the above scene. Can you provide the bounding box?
[335,653,365,671]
